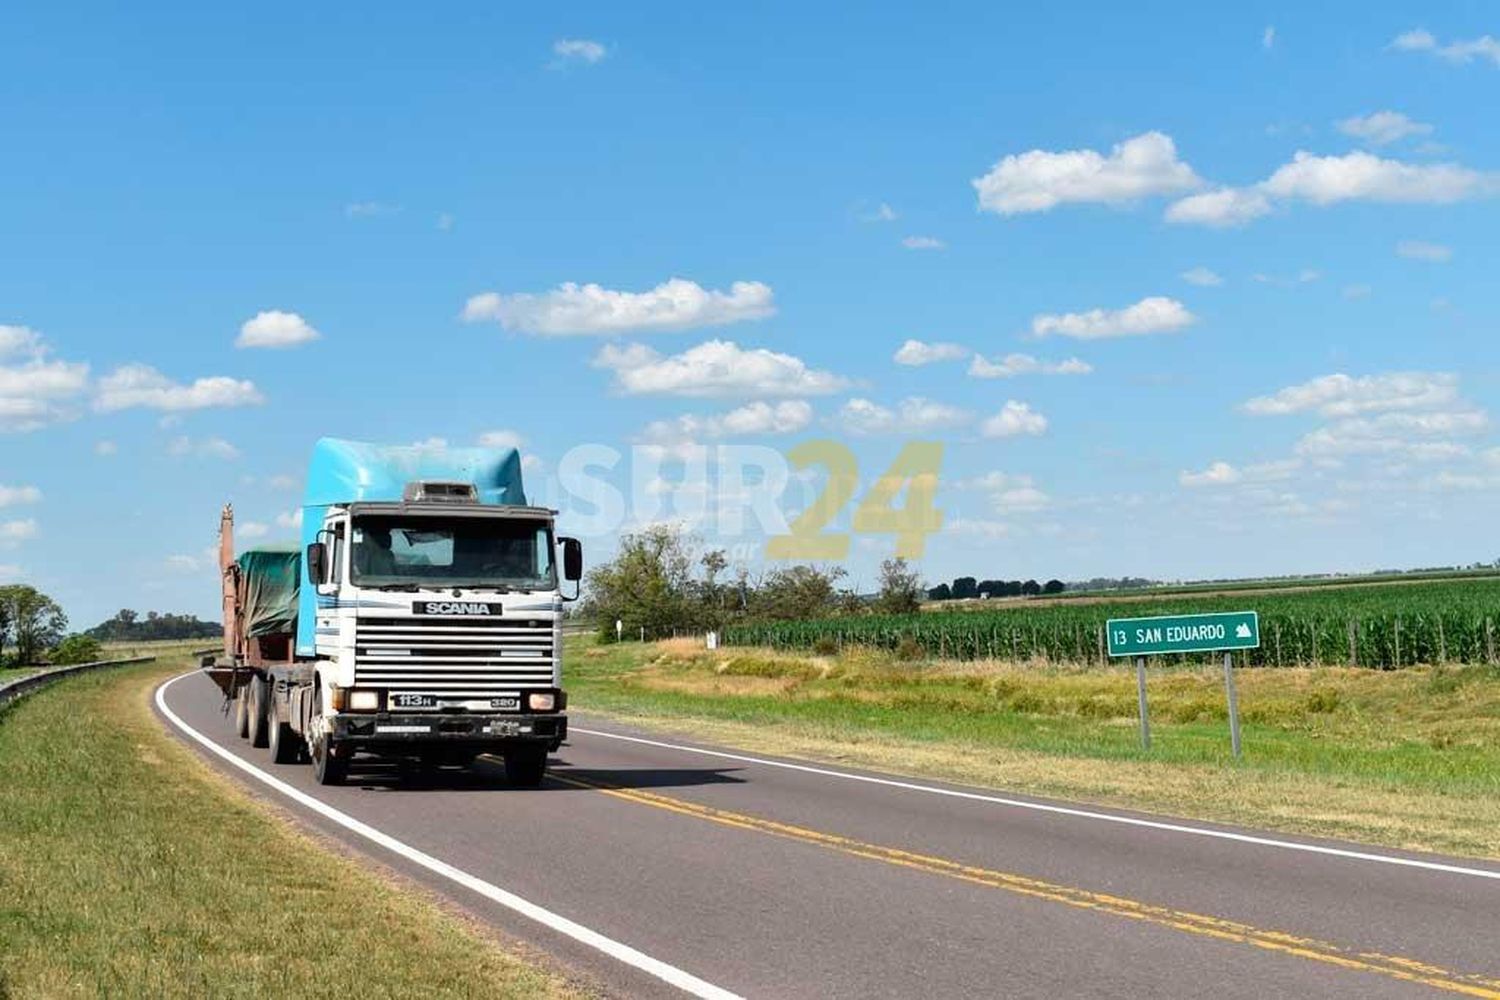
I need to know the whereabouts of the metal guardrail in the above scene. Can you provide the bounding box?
[0,655,159,711]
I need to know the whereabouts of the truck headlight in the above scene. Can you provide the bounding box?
[348,689,381,712]
[526,691,556,712]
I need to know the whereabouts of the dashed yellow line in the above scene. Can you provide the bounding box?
[550,772,1500,998]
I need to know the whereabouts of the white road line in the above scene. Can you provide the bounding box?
[571,726,1500,883]
[154,673,741,1000]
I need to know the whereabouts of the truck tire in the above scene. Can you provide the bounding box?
[504,746,548,787]
[247,676,270,749]
[268,708,300,765]
[233,684,250,739]
[309,689,347,786]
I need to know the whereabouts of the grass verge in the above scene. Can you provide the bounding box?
[0,658,585,999]
[568,636,1500,859]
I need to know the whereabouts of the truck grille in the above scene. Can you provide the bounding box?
[354,616,556,696]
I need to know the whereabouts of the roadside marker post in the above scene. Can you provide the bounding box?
[1107,611,1260,759]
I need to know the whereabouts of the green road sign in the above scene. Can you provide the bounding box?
[1106,611,1260,658]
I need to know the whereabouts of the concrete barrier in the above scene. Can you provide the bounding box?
[0,656,158,711]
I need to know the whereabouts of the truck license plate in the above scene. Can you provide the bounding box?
[489,697,520,711]
[391,693,438,709]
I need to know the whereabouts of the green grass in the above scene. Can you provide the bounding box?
[0,658,583,999]
[568,636,1500,858]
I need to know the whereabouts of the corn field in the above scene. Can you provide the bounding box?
[722,578,1500,668]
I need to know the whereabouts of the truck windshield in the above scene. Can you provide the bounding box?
[349,515,556,591]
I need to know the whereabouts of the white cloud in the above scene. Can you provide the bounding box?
[980,401,1048,438]
[593,340,848,398]
[1180,461,1243,487]
[1396,239,1452,262]
[167,435,240,460]
[1336,111,1433,146]
[948,517,1011,539]
[0,564,22,582]
[901,235,946,250]
[95,364,263,412]
[973,131,1202,215]
[0,484,41,507]
[1390,28,1500,67]
[237,310,321,349]
[95,440,118,456]
[1180,266,1224,287]
[1295,411,1487,460]
[1243,372,1458,418]
[893,339,968,366]
[0,327,91,432]
[1262,26,1276,49]
[1251,268,1321,286]
[965,472,1050,513]
[267,474,298,490]
[967,353,1091,378]
[1165,187,1273,227]
[835,397,970,436]
[1261,150,1494,204]
[861,202,898,222]
[1031,296,1195,340]
[238,521,270,539]
[344,201,400,218]
[165,553,204,573]
[641,400,813,443]
[553,38,607,64]
[478,429,525,450]
[463,278,774,336]
[276,509,304,529]
[0,518,38,546]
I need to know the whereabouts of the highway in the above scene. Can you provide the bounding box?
[157,670,1500,999]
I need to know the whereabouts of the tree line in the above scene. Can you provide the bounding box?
[86,608,222,642]
[926,576,1065,601]
[580,525,925,639]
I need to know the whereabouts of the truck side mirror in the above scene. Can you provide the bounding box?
[306,541,327,585]
[561,536,583,582]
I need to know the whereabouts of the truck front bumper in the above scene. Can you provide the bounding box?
[333,712,566,751]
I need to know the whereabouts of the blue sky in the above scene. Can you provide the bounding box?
[3,3,1499,627]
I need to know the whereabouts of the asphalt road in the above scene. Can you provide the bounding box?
[157,670,1500,999]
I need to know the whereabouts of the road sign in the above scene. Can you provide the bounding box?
[1106,611,1260,658]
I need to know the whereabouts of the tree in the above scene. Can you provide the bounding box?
[875,558,923,614]
[951,576,978,600]
[50,634,104,665]
[927,582,952,601]
[581,524,699,639]
[1020,579,1042,597]
[977,580,1003,599]
[0,585,68,665]
[751,565,848,620]
[1042,579,1066,595]
[1004,580,1023,597]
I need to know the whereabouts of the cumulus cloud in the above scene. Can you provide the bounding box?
[238,521,269,539]
[593,340,847,399]
[901,235,946,250]
[276,509,304,529]
[980,401,1047,438]
[1165,187,1273,227]
[972,131,1202,215]
[1396,239,1452,262]
[0,326,91,432]
[893,339,968,366]
[0,518,38,546]
[1295,410,1488,460]
[641,400,813,443]
[1261,150,1494,204]
[167,435,241,460]
[553,38,607,63]
[478,429,525,450]
[1390,28,1500,67]
[965,471,1050,513]
[463,278,775,336]
[1180,266,1224,287]
[237,310,321,349]
[967,353,1091,378]
[835,397,970,436]
[0,484,41,507]
[1031,296,1195,340]
[1337,111,1433,146]
[1243,372,1459,418]
[94,365,262,413]
[1180,461,1243,487]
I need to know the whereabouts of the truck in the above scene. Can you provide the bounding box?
[204,437,582,786]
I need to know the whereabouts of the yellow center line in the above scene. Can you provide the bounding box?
[549,772,1500,998]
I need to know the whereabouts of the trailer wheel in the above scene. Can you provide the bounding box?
[268,707,300,765]
[247,676,270,748]
[504,746,548,788]
[233,684,250,739]
[309,689,347,786]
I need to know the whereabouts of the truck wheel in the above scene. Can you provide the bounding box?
[268,710,300,765]
[309,688,347,786]
[504,747,547,787]
[233,684,250,739]
[247,676,270,748]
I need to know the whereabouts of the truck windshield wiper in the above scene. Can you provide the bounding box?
[372,583,422,592]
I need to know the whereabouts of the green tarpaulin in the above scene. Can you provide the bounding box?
[238,544,300,637]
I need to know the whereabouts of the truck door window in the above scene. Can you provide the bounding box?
[331,523,346,585]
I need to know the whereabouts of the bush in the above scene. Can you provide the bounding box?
[894,637,925,661]
[812,635,839,656]
[48,634,104,666]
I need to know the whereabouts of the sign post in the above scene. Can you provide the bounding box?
[1107,611,1259,758]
